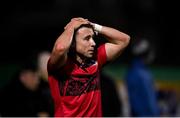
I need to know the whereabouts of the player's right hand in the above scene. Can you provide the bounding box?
[64,17,90,30]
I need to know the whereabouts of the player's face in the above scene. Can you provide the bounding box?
[75,27,96,58]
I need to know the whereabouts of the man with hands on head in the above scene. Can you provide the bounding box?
[47,17,130,117]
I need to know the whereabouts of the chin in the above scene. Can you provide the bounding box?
[86,54,93,58]
[86,56,92,58]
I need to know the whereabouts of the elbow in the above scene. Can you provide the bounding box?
[127,35,131,44]
[124,35,131,47]
[52,43,67,58]
[48,44,67,70]
[55,44,66,53]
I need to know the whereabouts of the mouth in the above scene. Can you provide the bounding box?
[89,50,94,53]
[89,48,95,51]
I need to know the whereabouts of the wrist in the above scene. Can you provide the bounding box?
[93,23,103,33]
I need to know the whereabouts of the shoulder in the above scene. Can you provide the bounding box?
[47,58,74,75]
[97,44,107,68]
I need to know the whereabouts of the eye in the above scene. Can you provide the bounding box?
[84,35,91,41]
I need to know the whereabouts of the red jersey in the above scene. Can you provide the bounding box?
[48,44,107,117]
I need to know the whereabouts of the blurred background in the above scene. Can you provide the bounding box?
[0,0,180,117]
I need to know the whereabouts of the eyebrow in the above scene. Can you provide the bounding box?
[84,34,94,40]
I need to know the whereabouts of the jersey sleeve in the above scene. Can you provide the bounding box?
[97,44,107,69]
[47,58,71,76]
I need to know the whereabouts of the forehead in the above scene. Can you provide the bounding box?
[77,27,94,36]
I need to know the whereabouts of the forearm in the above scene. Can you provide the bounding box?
[91,23,130,61]
[49,28,74,68]
[53,27,74,55]
[99,25,130,48]
[48,18,89,69]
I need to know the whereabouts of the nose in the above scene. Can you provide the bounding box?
[90,38,96,47]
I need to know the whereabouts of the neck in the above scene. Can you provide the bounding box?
[76,54,86,64]
[75,54,96,69]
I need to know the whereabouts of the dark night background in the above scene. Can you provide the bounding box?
[0,0,179,66]
[0,0,180,117]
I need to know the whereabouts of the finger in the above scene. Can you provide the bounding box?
[64,22,72,30]
[73,17,88,22]
[64,23,70,29]
[89,22,94,26]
